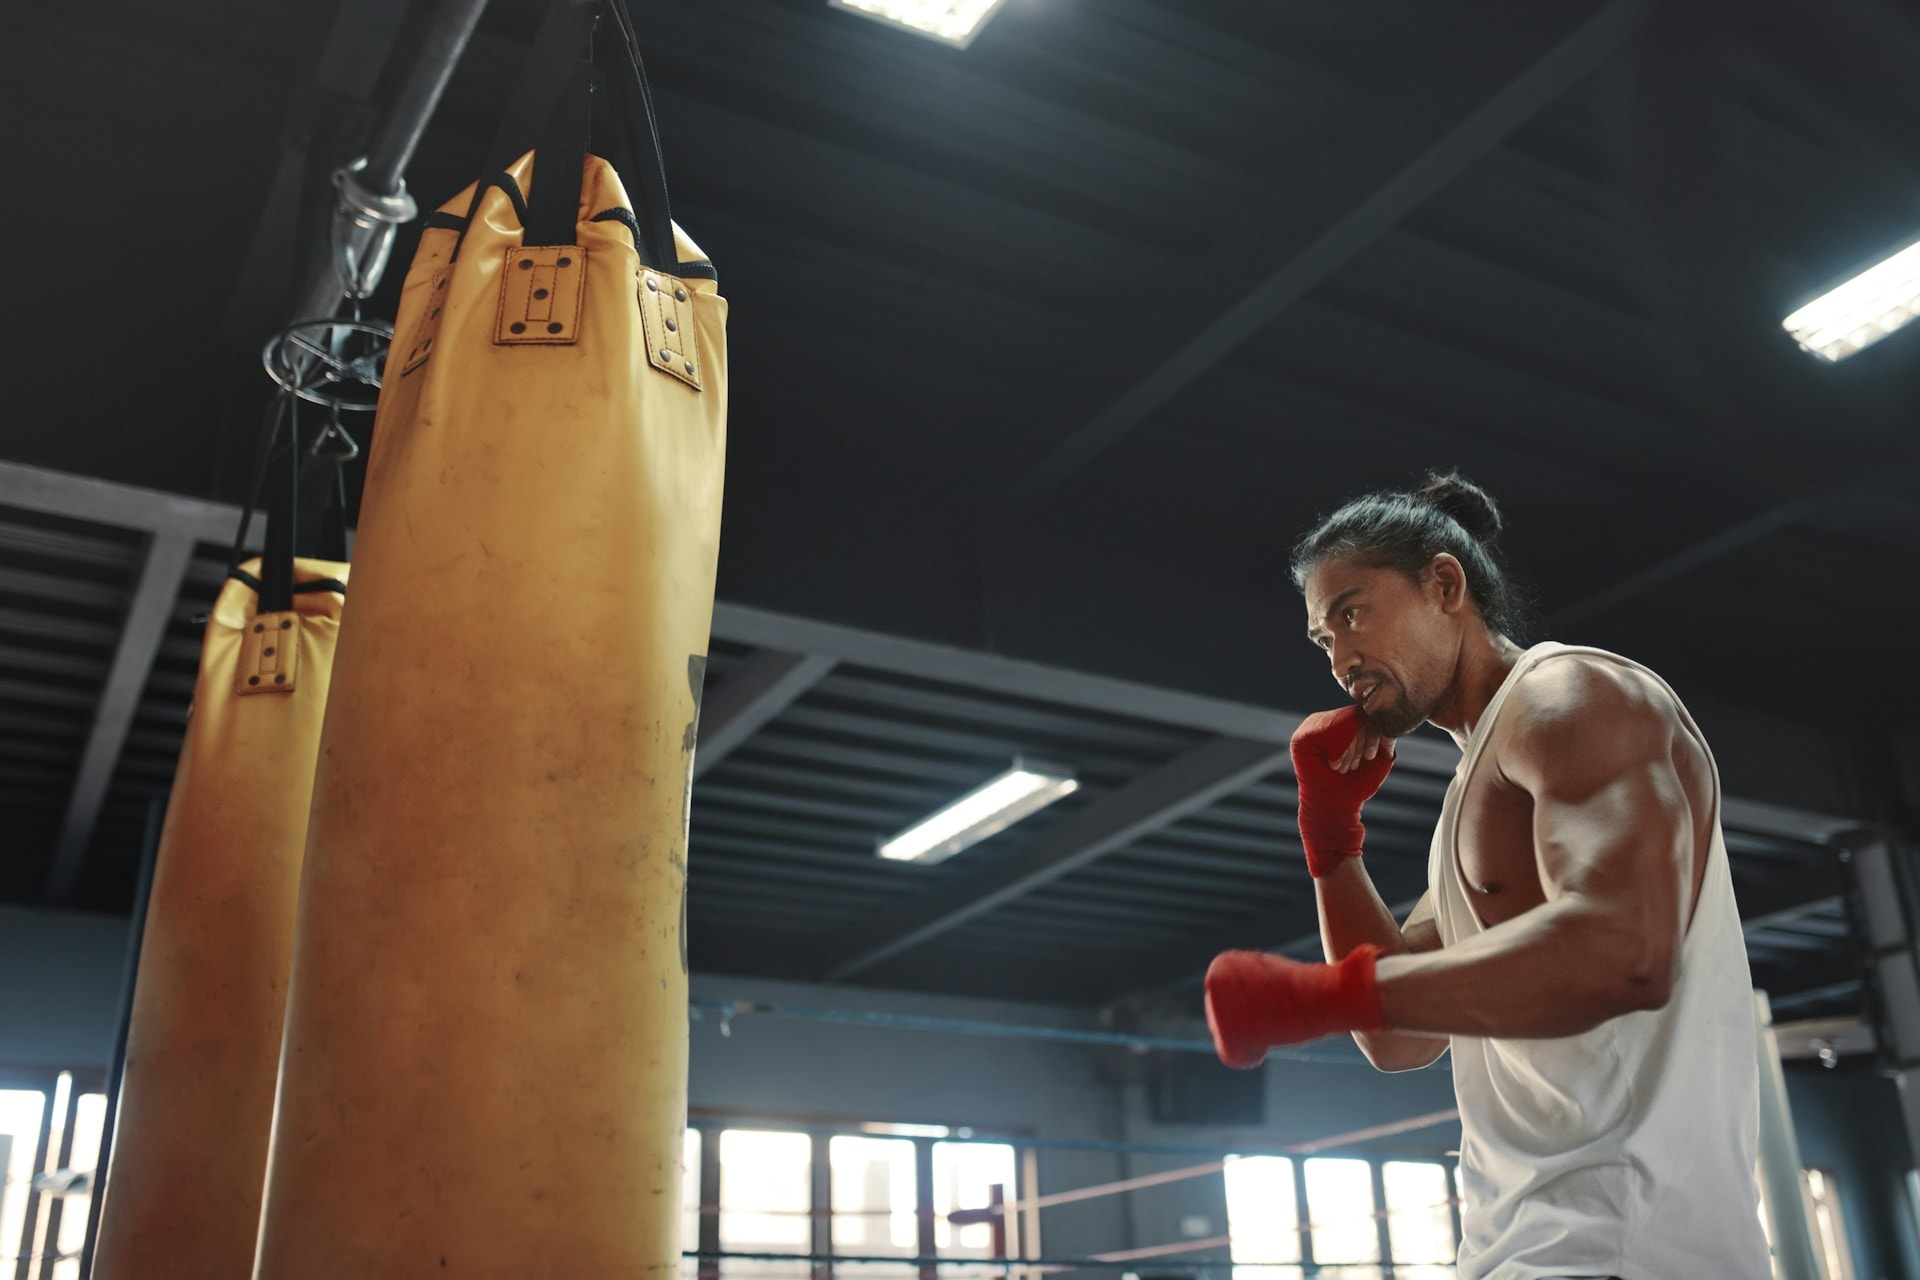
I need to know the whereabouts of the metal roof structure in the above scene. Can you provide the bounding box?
[5,0,1915,1015]
[0,461,1865,1013]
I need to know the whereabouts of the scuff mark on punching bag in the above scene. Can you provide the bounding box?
[680,654,707,976]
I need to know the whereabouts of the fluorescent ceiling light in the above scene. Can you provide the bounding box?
[878,760,1077,864]
[829,0,1010,48]
[1782,236,1920,362]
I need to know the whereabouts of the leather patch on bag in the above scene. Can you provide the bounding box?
[639,270,701,389]
[399,269,452,376]
[236,613,300,696]
[496,246,586,345]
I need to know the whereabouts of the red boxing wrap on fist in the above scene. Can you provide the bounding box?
[1204,946,1387,1069]
[1290,706,1395,877]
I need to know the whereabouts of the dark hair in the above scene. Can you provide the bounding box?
[1290,471,1529,638]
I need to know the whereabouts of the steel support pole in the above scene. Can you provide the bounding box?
[1754,991,1824,1280]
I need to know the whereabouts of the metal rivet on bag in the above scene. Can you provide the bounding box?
[248,676,260,686]
[275,674,286,684]
[684,362,695,375]
[659,349,672,361]
[511,322,527,334]
[263,647,275,657]
[547,322,563,334]
[430,307,440,318]
[281,620,292,630]
[665,319,677,332]
[253,624,263,634]
[646,279,658,292]
[533,288,549,300]
[675,289,687,302]
[519,258,533,270]
[557,256,572,267]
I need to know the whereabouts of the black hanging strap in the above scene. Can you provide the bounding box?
[451,0,598,262]
[524,50,594,248]
[597,0,676,268]
[295,423,354,565]
[227,390,301,613]
[259,399,299,615]
[451,0,679,269]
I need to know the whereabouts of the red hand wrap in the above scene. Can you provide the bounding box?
[1290,706,1394,878]
[1203,945,1386,1069]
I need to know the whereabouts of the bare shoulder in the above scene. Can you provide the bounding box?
[1491,653,1687,794]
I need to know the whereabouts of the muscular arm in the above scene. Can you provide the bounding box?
[1318,870,1448,1071]
[1374,665,1696,1040]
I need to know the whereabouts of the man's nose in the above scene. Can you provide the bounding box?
[1330,645,1360,684]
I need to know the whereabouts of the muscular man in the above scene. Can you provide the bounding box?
[1204,473,1770,1279]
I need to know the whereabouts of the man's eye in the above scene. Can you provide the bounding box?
[1343,608,1357,625]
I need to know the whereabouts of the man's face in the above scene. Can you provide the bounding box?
[1302,556,1455,737]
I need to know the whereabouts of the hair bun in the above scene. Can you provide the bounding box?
[1416,471,1502,547]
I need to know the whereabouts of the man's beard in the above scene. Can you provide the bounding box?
[1362,681,1434,739]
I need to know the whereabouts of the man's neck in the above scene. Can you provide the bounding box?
[1429,630,1526,748]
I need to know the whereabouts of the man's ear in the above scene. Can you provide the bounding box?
[1428,554,1469,615]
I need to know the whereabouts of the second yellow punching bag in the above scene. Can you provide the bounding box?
[92,558,347,1280]
[252,3,726,1276]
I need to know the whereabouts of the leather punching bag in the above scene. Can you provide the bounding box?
[92,559,348,1280]
[251,3,726,1275]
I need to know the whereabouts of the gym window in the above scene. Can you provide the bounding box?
[682,1128,703,1280]
[831,1135,918,1277]
[1223,1155,1303,1274]
[698,1118,1026,1280]
[931,1140,1019,1274]
[0,1069,109,1278]
[1223,1153,1461,1279]
[717,1129,814,1280]
[1380,1161,1457,1278]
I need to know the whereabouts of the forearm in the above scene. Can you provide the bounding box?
[1316,863,1447,1070]
[1376,895,1673,1039]
[1315,859,1408,961]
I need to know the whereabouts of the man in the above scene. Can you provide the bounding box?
[1204,473,1770,1279]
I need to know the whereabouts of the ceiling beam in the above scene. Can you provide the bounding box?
[0,461,1864,851]
[693,650,837,781]
[1552,480,1876,628]
[0,461,239,545]
[711,600,1463,776]
[1766,979,1864,1019]
[823,736,1291,980]
[44,530,198,903]
[987,0,1648,518]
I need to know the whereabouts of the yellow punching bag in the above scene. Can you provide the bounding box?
[252,3,726,1276]
[92,558,347,1280]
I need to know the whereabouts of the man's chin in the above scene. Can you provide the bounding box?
[1362,702,1423,739]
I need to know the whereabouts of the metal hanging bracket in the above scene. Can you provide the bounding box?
[331,157,420,301]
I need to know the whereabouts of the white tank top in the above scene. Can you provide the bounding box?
[1430,643,1770,1279]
